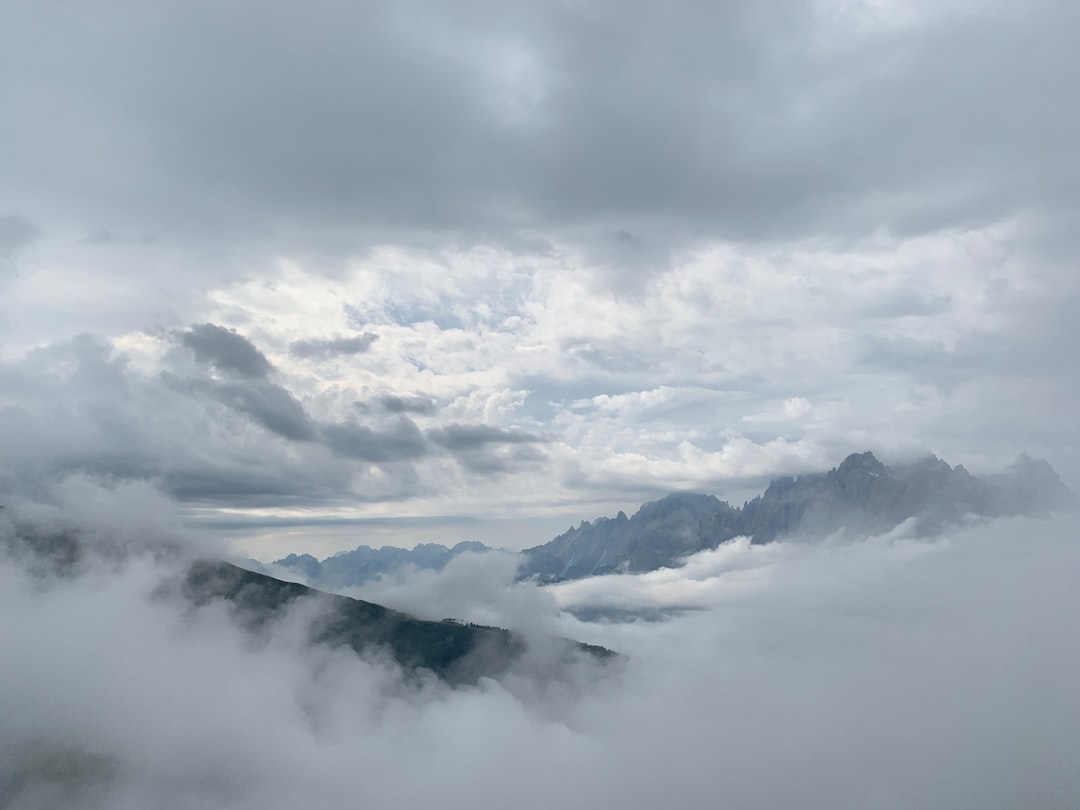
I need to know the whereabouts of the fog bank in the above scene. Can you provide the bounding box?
[1,484,1078,809]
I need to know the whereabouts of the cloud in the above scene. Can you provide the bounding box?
[4,1,1076,248]
[2,4,1078,799]
[0,330,561,525]
[177,323,274,379]
[289,333,379,360]
[341,550,564,641]
[379,394,438,415]
[0,335,396,510]
[428,423,549,475]
[321,417,428,462]
[2,483,1078,809]
[0,0,1077,550]
[206,379,318,442]
[0,214,38,275]
[428,423,543,450]
[743,396,812,423]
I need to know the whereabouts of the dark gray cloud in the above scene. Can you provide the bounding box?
[0,335,431,510]
[0,329,550,505]
[208,380,318,443]
[167,327,322,444]
[161,462,346,508]
[428,423,543,451]
[178,323,274,379]
[379,394,437,415]
[428,423,548,476]
[458,443,549,476]
[289,333,379,360]
[321,417,428,462]
[2,1,1075,249]
[156,367,320,447]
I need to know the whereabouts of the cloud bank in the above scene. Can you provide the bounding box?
[3,480,1075,809]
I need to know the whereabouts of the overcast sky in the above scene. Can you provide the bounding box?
[1,0,1077,557]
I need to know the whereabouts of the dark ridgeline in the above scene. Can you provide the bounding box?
[517,452,1078,583]
[181,559,616,684]
[0,524,616,686]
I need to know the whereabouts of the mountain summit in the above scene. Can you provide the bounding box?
[518,452,1076,582]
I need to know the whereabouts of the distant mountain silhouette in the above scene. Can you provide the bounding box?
[517,452,1077,582]
[273,540,491,588]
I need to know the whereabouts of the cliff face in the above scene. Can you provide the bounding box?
[518,452,1077,583]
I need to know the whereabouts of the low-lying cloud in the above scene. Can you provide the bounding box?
[3,479,1076,809]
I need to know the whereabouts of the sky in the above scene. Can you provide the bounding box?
[1,0,1078,558]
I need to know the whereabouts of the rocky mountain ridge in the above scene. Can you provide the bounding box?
[517,452,1077,582]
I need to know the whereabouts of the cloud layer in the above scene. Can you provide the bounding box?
[2,1,1076,241]
[2,482,1077,809]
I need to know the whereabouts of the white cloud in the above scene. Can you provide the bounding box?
[3,487,1077,809]
[1,216,1074,554]
[743,396,812,423]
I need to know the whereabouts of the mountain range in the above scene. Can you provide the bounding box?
[518,451,1076,581]
[275,451,1076,587]
[274,540,491,588]
[3,450,1073,684]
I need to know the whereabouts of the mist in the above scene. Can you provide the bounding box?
[2,480,1077,810]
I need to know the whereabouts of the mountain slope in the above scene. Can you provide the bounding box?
[183,559,613,683]
[0,523,614,685]
[518,451,1077,582]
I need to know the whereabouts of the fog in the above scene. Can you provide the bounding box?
[2,481,1077,809]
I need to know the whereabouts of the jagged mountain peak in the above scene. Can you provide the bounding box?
[634,491,723,517]
[1008,453,1063,481]
[992,454,1079,513]
[834,450,888,477]
[518,450,1076,583]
